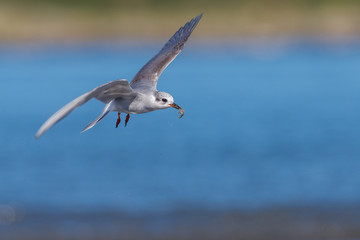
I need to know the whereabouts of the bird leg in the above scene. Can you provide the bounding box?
[125,114,130,127]
[116,112,121,128]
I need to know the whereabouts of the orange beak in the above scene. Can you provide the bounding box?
[169,103,184,119]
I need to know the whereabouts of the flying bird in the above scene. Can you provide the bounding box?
[35,14,203,139]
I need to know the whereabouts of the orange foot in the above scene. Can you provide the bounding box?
[116,112,121,128]
[125,114,130,127]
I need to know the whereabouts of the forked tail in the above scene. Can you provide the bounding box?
[81,100,114,133]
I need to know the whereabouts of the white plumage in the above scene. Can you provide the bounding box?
[36,13,203,139]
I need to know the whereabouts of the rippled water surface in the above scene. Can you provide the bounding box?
[1,42,360,213]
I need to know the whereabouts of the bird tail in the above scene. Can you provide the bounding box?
[81,100,114,133]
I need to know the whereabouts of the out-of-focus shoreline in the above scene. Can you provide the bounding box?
[1,205,360,240]
[1,4,360,44]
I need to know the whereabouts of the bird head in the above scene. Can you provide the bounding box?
[154,91,174,109]
[154,91,184,118]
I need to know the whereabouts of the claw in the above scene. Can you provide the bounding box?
[125,114,130,127]
[116,112,121,128]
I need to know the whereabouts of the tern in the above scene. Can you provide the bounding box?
[36,13,203,139]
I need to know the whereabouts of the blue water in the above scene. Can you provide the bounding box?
[1,42,360,213]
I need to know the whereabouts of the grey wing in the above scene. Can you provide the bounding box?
[130,13,203,91]
[35,79,135,139]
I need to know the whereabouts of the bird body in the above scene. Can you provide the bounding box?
[36,13,203,139]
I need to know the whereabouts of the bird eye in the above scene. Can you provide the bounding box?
[162,98,168,103]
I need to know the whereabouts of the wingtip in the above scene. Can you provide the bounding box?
[191,13,203,28]
[80,128,88,133]
[35,130,43,140]
[196,13,203,21]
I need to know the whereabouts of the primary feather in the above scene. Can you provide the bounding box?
[130,13,203,90]
[35,14,203,139]
[35,80,135,139]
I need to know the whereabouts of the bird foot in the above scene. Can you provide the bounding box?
[116,112,121,128]
[125,114,130,127]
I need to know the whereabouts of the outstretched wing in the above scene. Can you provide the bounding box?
[35,79,135,139]
[130,13,203,91]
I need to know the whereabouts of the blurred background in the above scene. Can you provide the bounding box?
[1,0,360,239]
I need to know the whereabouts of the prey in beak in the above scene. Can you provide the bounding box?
[169,103,184,118]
